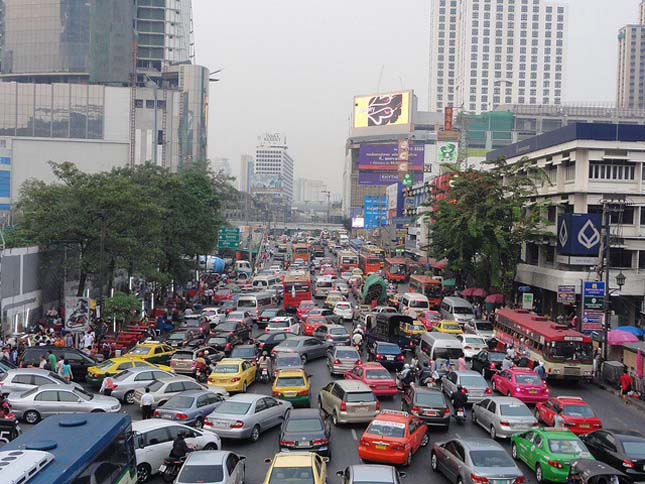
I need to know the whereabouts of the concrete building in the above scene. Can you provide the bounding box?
[253,133,294,201]
[487,122,645,325]
[211,158,232,177]
[617,1,645,109]
[294,177,328,203]
[239,155,254,192]
[429,0,567,114]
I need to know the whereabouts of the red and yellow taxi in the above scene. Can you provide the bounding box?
[303,315,328,336]
[422,310,442,331]
[491,368,550,404]
[344,362,398,397]
[358,409,429,466]
[297,300,317,321]
[535,396,602,435]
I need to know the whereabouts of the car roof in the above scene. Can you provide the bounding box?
[227,393,264,403]
[170,390,211,397]
[277,369,306,378]
[460,438,505,450]
[218,358,244,365]
[350,465,396,481]
[184,450,229,466]
[454,370,481,376]
[361,362,387,369]
[132,419,190,432]
[603,429,644,439]
[157,376,195,384]
[335,380,373,391]
[232,345,255,350]
[7,368,56,376]
[507,367,538,374]
[555,396,588,404]
[376,341,399,347]
[373,410,409,424]
[536,429,581,439]
[29,384,76,391]
[487,396,527,404]
[272,452,315,467]
[289,408,323,419]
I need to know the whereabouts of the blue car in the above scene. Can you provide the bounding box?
[154,390,226,428]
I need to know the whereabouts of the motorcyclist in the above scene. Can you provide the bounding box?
[353,324,364,336]
[169,432,192,459]
[195,352,209,382]
[398,363,415,388]
[418,361,433,385]
[352,330,363,347]
[257,351,272,376]
[451,385,468,414]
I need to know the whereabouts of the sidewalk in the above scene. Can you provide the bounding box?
[592,377,645,413]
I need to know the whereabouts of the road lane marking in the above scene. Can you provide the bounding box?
[351,429,358,441]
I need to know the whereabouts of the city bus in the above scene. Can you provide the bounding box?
[409,275,443,309]
[495,308,594,380]
[292,243,310,263]
[384,257,409,282]
[359,252,382,275]
[360,244,385,267]
[1,413,137,484]
[283,270,313,312]
[337,250,359,271]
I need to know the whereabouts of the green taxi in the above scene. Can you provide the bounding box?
[511,428,594,483]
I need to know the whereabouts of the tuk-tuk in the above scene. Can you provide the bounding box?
[365,312,416,351]
[568,459,631,484]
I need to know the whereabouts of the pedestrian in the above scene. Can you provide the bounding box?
[457,355,468,371]
[47,350,57,371]
[620,368,634,403]
[553,412,566,430]
[140,387,154,419]
[534,361,547,381]
[64,332,74,348]
[100,376,115,396]
[82,330,94,351]
[38,355,47,369]
[61,359,73,382]
[593,350,602,379]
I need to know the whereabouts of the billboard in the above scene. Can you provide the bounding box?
[386,183,398,211]
[437,142,459,163]
[358,143,425,171]
[251,175,282,194]
[352,90,414,136]
[364,196,387,230]
[351,217,365,228]
[65,297,90,333]
[557,214,602,257]
[258,132,286,147]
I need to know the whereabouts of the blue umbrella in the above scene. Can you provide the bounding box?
[614,326,645,338]
[518,286,532,293]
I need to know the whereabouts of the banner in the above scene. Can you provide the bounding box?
[438,142,459,163]
[522,293,534,310]
[359,171,401,186]
[557,285,576,305]
[354,91,411,128]
[65,297,90,332]
[444,106,454,131]
[582,281,605,333]
[358,144,425,171]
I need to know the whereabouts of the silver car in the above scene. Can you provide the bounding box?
[472,396,538,439]
[203,393,292,441]
[463,319,496,341]
[8,384,121,424]
[0,368,83,396]
[272,336,331,362]
[318,380,379,425]
[109,367,175,404]
[176,451,246,484]
[431,438,524,484]
[133,376,214,408]
[442,370,491,404]
[327,346,361,376]
[336,465,406,484]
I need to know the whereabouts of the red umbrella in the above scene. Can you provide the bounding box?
[607,331,639,346]
[485,293,504,304]
[462,288,487,298]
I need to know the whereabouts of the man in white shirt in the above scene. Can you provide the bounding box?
[140,387,155,419]
[82,331,94,350]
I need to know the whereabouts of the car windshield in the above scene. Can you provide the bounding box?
[178,464,224,483]
[128,347,150,356]
[459,375,487,387]
[164,395,194,409]
[365,369,392,380]
[409,300,429,309]
[171,352,193,360]
[95,360,116,369]
[453,307,474,315]
[335,303,351,310]
[113,371,131,381]
[336,349,360,359]
[276,356,302,367]
[238,299,256,308]
[216,323,237,331]
[214,365,240,374]
[263,310,279,317]
[231,348,256,358]
[500,403,532,417]
[269,467,314,484]
[441,322,461,331]
[146,381,164,392]
[515,374,543,385]
[623,441,645,459]
[215,401,251,415]
[345,391,376,403]
[415,392,445,406]
[277,377,305,387]
[434,347,465,359]
[469,450,515,467]
[330,327,348,335]
[547,341,593,363]
[548,439,588,454]
[285,418,323,433]
[270,321,290,328]
[208,338,227,345]
[562,405,594,418]
[475,322,494,331]
[488,352,506,362]
[377,345,401,355]
[367,421,406,438]
[167,333,186,341]
[464,337,485,345]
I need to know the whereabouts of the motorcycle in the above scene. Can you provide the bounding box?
[258,366,271,384]
[454,407,466,424]
[160,457,185,482]
[195,368,209,384]
[396,368,417,391]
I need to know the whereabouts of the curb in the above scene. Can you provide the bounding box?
[591,378,645,413]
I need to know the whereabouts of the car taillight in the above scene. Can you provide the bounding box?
[273,391,280,396]
[298,390,309,396]
[514,477,526,484]
[411,406,421,415]
[360,438,370,447]
[340,401,347,411]
[623,459,635,468]
[203,417,211,427]
[327,335,334,341]
[376,354,384,360]
[593,423,602,428]
[532,422,540,427]
[397,355,405,361]
[471,475,490,484]
[153,411,160,417]
[464,346,472,350]
[500,421,510,427]
[229,332,234,336]
[312,438,329,446]
[490,363,496,370]
[515,387,521,393]
[375,401,381,411]
[444,408,451,416]
[231,377,240,382]
[548,461,564,469]
[280,440,296,447]
[170,360,176,367]
[355,360,362,365]
[389,442,405,451]
[334,359,341,364]
[176,413,188,420]
[225,343,232,351]
[485,388,492,395]
[259,343,265,349]
[230,420,244,428]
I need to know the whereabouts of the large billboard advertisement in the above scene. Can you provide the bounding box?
[364,196,387,230]
[252,176,282,194]
[352,90,414,136]
[437,142,459,163]
[358,143,425,171]
[557,214,602,257]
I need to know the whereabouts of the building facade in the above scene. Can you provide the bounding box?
[487,123,645,325]
[253,133,294,202]
[617,1,645,109]
[239,154,254,192]
[429,0,567,114]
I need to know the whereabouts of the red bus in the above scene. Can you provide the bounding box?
[495,309,593,380]
[384,257,408,282]
[337,251,359,272]
[359,253,381,275]
[283,271,313,312]
[292,243,310,263]
[409,275,443,309]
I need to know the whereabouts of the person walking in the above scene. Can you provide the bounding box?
[38,355,47,369]
[457,355,468,371]
[620,368,634,403]
[61,359,73,383]
[100,376,115,397]
[47,350,57,371]
[140,387,154,419]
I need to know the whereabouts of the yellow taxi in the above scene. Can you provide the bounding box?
[86,357,173,387]
[125,342,175,365]
[401,321,427,337]
[324,292,346,310]
[433,320,464,335]
[272,369,311,407]
[208,358,256,393]
[263,452,328,484]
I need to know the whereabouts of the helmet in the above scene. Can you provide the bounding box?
[404,363,410,369]
[356,324,362,329]
[203,350,209,356]
[539,361,544,366]
[198,352,204,357]
[457,384,463,391]
[262,351,268,356]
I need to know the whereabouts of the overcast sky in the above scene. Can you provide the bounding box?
[193,0,638,194]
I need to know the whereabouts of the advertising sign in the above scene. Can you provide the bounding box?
[353,91,411,129]
[258,132,286,147]
[386,183,398,211]
[522,293,534,310]
[438,142,459,163]
[65,297,90,332]
[358,171,400,186]
[557,285,577,305]
[358,143,425,171]
[364,196,387,230]
[251,175,282,194]
[582,281,605,333]
[557,214,602,257]
[351,217,365,228]
[444,106,454,131]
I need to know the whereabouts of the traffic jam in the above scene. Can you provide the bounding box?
[1,230,644,484]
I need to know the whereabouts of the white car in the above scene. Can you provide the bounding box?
[333,301,354,321]
[132,419,221,482]
[334,282,350,297]
[266,316,300,335]
[201,307,225,326]
[455,334,488,359]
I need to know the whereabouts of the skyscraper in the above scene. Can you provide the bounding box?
[239,155,254,192]
[429,0,568,114]
[253,133,294,201]
[617,1,645,109]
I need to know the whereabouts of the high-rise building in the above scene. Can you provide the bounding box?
[239,155,254,192]
[617,1,645,109]
[429,0,568,114]
[253,133,294,201]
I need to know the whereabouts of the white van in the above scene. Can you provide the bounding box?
[415,332,465,366]
[252,275,281,291]
[236,292,274,320]
[399,293,430,319]
[440,296,475,323]
[314,277,334,299]
[235,260,252,274]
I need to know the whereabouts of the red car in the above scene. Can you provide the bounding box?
[422,310,442,331]
[535,396,602,435]
[491,368,549,404]
[214,289,233,304]
[297,300,317,321]
[303,315,327,336]
[345,362,398,397]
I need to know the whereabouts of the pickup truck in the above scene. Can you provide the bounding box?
[364,312,415,351]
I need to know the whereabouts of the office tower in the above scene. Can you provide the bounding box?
[617,1,645,108]
[253,133,294,202]
[429,0,568,114]
[239,155,254,192]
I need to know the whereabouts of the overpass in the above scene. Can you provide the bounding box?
[228,220,345,232]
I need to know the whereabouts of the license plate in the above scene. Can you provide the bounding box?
[297,441,309,447]
[378,386,390,390]
[285,392,297,398]
[579,424,590,429]
[385,356,394,360]
[162,414,172,419]
[529,390,538,394]
[425,410,437,416]
[158,465,166,473]
[375,444,387,450]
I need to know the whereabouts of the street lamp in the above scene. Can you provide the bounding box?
[616,271,626,290]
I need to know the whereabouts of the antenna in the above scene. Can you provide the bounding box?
[377,65,385,93]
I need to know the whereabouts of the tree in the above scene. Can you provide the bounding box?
[103,292,141,323]
[426,158,547,298]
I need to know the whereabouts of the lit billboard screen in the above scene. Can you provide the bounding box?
[358,143,425,171]
[352,90,414,136]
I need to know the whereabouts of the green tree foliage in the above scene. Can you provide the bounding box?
[103,292,142,323]
[427,158,546,297]
[15,161,235,295]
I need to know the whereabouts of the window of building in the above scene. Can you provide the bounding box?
[610,249,633,269]
[589,161,636,181]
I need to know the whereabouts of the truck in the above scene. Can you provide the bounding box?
[365,312,416,351]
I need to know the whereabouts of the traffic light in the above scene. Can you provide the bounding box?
[402,173,413,187]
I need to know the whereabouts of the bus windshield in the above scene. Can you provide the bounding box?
[389,264,405,274]
[546,341,593,363]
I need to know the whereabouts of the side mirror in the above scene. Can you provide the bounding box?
[239,455,247,461]
[336,470,344,477]
[398,471,408,479]
[264,457,272,464]
[322,457,330,463]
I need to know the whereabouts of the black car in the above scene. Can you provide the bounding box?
[470,350,506,378]
[230,345,258,365]
[165,328,202,348]
[253,331,294,354]
[367,342,405,371]
[18,346,96,382]
[212,321,250,345]
[402,386,450,430]
[279,408,331,458]
[258,308,286,329]
[581,430,645,481]
[207,334,236,355]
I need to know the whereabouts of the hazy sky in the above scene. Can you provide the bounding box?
[193,0,638,194]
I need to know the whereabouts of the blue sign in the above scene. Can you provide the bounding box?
[364,196,387,230]
[557,214,602,257]
[583,281,605,298]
